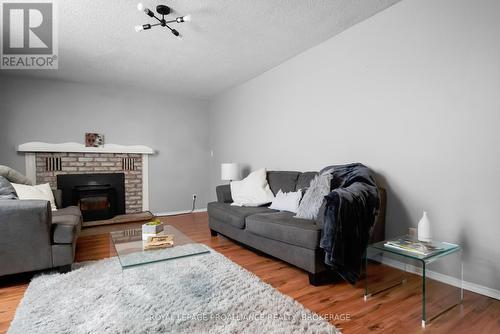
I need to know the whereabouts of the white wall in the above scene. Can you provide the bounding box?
[0,76,210,213]
[209,0,500,293]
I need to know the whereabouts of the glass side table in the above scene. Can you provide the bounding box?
[364,235,463,328]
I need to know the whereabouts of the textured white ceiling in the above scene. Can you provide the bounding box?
[4,0,400,97]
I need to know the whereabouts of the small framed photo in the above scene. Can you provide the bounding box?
[85,133,104,147]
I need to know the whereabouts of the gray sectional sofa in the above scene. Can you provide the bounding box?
[0,187,82,276]
[208,171,386,285]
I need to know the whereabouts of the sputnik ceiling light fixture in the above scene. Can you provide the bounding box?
[135,3,191,39]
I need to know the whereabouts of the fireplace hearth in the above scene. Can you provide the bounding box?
[57,173,126,221]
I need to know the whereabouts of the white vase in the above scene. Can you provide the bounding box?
[417,211,431,242]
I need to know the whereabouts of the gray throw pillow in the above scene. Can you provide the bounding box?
[0,165,33,185]
[0,176,18,200]
[294,171,332,220]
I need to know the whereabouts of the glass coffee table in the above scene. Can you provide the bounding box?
[110,225,210,269]
[364,235,462,328]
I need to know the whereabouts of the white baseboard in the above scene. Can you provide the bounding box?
[154,208,207,217]
[381,258,500,300]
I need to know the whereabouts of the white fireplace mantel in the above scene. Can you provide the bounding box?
[18,142,154,154]
[17,142,154,211]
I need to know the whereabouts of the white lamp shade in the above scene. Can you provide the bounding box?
[221,163,240,181]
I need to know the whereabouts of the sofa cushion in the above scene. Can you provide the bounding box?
[52,206,81,217]
[207,202,275,229]
[52,189,63,209]
[0,165,32,185]
[295,172,318,192]
[52,215,81,244]
[0,176,18,199]
[245,212,321,250]
[266,171,300,195]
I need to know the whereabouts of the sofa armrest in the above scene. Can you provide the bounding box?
[0,200,53,276]
[216,184,233,203]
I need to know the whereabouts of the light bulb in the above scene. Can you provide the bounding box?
[134,25,143,32]
[137,3,144,11]
[183,14,191,22]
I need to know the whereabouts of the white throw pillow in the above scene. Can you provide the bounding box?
[269,189,302,213]
[230,168,275,207]
[12,183,58,211]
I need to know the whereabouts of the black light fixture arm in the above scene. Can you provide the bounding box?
[135,3,191,38]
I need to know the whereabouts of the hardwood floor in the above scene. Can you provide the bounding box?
[1,212,499,333]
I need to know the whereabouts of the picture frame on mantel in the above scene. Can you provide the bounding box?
[85,133,105,147]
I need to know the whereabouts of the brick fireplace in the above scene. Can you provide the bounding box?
[18,142,154,214]
[36,152,142,213]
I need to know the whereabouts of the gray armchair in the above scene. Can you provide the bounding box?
[0,200,53,275]
[0,189,82,276]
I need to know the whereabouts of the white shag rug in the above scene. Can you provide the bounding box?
[8,246,339,334]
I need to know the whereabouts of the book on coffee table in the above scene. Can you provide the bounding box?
[384,237,444,256]
[143,234,174,250]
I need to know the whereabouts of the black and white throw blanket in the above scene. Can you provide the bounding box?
[319,163,380,284]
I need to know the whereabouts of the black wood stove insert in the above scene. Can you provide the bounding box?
[57,173,126,221]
